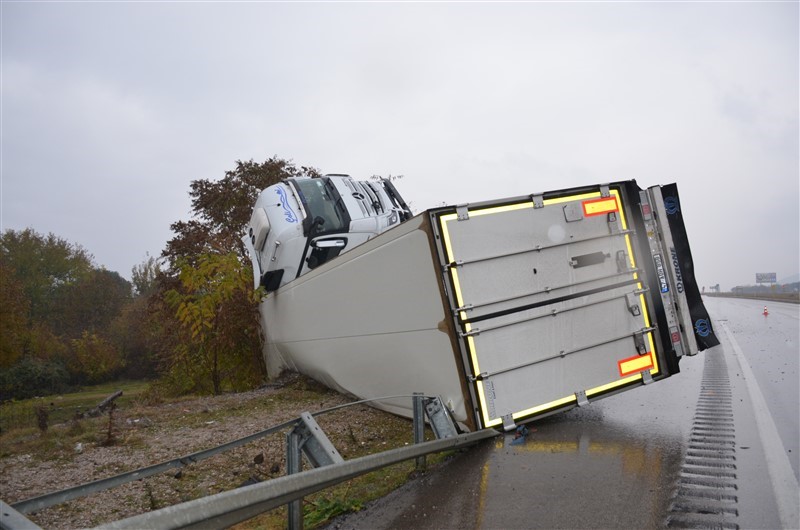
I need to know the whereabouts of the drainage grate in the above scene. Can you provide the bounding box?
[665,348,740,529]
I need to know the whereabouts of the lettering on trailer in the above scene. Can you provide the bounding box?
[276,187,299,223]
[669,247,685,294]
[660,183,720,351]
[653,253,669,293]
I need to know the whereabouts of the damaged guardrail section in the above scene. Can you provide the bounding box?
[95,428,497,530]
[3,394,496,530]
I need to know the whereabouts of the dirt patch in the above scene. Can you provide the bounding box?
[0,373,424,529]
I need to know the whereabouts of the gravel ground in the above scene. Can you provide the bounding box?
[0,374,412,529]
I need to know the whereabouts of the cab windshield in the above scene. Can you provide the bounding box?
[291,178,350,235]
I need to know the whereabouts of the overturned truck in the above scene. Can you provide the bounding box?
[243,175,718,432]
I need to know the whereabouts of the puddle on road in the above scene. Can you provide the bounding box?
[466,407,686,529]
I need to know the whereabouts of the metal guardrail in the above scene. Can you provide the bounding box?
[11,417,300,515]
[5,394,498,530]
[0,501,41,530]
[94,428,497,530]
[11,393,424,515]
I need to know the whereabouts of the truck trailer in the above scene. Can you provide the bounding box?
[243,176,718,432]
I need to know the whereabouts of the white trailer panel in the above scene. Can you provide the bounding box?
[260,215,471,424]
[433,189,659,429]
[255,180,718,432]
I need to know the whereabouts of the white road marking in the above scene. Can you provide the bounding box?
[718,319,800,529]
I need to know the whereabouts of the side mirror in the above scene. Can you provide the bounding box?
[306,237,348,270]
[261,269,285,293]
[312,239,346,249]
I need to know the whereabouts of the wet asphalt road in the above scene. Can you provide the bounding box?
[327,297,799,529]
[702,296,799,482]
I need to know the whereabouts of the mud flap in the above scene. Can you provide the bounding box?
[659,184,720,351]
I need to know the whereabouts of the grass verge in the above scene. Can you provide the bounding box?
[0,380,150,434]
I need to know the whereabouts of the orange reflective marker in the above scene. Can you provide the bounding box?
[618,352,655,377]
[583,197,619,217]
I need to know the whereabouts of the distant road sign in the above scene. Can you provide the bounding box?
[756,273,777,283]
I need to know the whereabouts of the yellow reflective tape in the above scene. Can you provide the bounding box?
[437,188,661,426]
[511,394,577,421]
[519,440,580,453]
[585,373,643,397]
[439,213,468,320]
[544,191,602,206]
[438,211,493,426]
[448,192,603,220]
[484,417,502,428]
[611,188,659,376]
[468,332,495,427]
[468,201,533,218]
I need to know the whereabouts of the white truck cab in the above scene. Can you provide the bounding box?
[243,174,412,291]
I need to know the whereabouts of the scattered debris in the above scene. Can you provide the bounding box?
[510,425,530,446]
[125,417,153,427]
[238,476,262,488]
[80,391,123,419]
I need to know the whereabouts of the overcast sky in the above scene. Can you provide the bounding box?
[2,2,798,291]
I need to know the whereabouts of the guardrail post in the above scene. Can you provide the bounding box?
[15,394,477,530]
[286,412,345,530]
[412,393,426,471]
[286,427,303,530]
[424,397,459,439]
[92,429,499,530]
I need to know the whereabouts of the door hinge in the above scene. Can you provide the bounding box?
[626,292,641,316]
[634,331,648,354]
[616,250,630,273]
[607,211,620,233]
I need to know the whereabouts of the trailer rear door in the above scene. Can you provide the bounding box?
[433,185,675,430]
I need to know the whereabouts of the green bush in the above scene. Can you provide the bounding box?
[0,356,71,401]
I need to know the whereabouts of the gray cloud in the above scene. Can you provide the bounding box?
[2,2,797,289]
